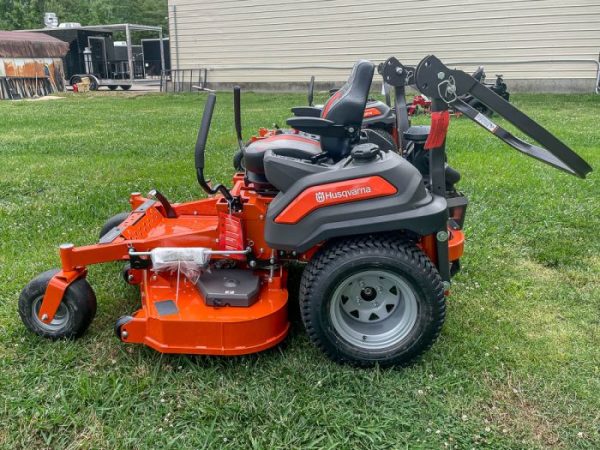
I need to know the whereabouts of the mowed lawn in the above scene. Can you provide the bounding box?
[0,91,598,449]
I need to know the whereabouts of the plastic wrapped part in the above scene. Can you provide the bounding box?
[150,247,212,282]
[129,247,250,283]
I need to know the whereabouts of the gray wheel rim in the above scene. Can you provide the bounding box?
[32,296,70,332]
[329,270,418,350]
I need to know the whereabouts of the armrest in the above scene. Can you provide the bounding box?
[290,106,322,117]
[286,117,347,137]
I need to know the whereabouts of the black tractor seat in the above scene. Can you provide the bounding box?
[243,59,375,188]
[244,133,322,185]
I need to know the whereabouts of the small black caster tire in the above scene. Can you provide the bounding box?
[115,315,133,340]
[19,269,97,340]
[99,212,129,240]
[233,149,245,171]
[108,85,118,91]
[122,263,134,284]
[120,85,132,91]
[300,234,445,368]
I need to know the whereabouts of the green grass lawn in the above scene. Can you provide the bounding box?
[0,91,598,449]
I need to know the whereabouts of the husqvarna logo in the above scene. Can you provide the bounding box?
[315,186,372,203]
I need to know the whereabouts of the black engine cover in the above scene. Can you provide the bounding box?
[263,150,448,252]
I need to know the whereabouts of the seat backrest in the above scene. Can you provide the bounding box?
[319,60,375,158]
[321,60,375,126]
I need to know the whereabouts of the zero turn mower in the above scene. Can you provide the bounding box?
[19,56,591,367]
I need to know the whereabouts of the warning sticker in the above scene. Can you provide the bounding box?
[474,112,498,133]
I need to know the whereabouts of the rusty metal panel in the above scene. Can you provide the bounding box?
[1,57,66,99]
[3,58,48,78]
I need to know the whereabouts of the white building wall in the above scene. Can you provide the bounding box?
[168,0,600,91]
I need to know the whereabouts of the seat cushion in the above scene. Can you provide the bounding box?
[244,133,322,175]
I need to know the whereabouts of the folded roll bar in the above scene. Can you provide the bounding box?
[413,55,592,178]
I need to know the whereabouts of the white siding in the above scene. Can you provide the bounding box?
[168,0,600,86]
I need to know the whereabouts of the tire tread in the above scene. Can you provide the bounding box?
[18,269,96,340]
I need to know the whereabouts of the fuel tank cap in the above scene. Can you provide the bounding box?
[351,143,380,161]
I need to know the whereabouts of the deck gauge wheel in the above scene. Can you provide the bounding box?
[19,270,97,339]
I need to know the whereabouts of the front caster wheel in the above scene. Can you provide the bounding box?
[300,235,445,368]
[121,263,141,285]
[19,269,97,339]
[122,263,132,283]
[115,315,133,340]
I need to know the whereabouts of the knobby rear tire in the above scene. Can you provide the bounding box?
[300,234,446,368]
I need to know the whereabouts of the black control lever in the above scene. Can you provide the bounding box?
[415,55,592,178]
[307,75,315,107]
[195,93,235,203]
[233,86,244,153]
[148,189,176,218]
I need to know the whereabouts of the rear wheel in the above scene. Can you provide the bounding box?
[300,235,445,367]
[120,85,132,91]
[108,85,118,91]
[19,269,97,339]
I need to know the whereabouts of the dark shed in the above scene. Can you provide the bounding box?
[0,31,69,57]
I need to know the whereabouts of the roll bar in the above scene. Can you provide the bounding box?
[414,55,592,178]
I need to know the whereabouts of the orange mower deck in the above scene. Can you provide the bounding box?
[121,270,289,355]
